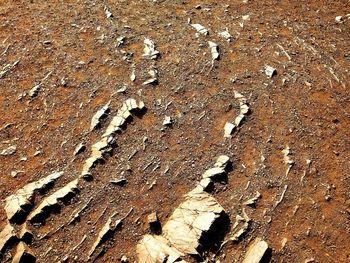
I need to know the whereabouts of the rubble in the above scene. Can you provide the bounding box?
[12,242,36,263]
[191,23,208,35]
[143,38,160,59]
[243,238,269,263]
[208,41,219,60]
[4,171,64,222]
[90,101,110,131]
[0,145,17,156]
[27,179,79,222]
[264,65,277,78]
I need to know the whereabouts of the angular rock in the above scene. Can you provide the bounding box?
[218,28,232,42]
[143,38,160,59]
[137,234,184,263]
[0,145,17,156]
[243,238,269,263]
[191,23,208,35]
[12,242,36,263]
[163,116,173,126]
[162,191,224,254]
[90,101,110,131]
[0,224,17,253]
[214,155,230,169]
[73,143,85,156]
[208,41,219,60]
[88,213,123,259]
[4,171,64,222]
[224,122,235,137]
[27,179,79,222]
[264,65,277,78]
[202,167,225,179]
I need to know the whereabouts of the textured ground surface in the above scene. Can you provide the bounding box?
[0,0,349,262]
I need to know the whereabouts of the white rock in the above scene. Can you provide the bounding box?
[12,242,36,263]
[162,191,224,254]
[90,101,110,131]
[224,122,235,137]
[218,28,232,42]
[163,116,173,126]
[191,23,208,35]
[243,238,269,263]
[202,167,225,179]
[143,38,160,59]
[27,179,79,222]
[335,16,343,23]
[264,65,277,78]
[208,41,219,60]
[137,234,183,263]
[4,171,64,221]
[0,145,16,156]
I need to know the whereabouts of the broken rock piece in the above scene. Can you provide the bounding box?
[162,191,224,254]
[224,122,235,137]
[143,38,160,59]
[27,179,79,223]
[0,223,17,253]
[163,116,173,126]
[191,23,208,35]
[4,171,64,222]
[208,41,219,60]
[88,212,123,259]
[90,101,110,131]
[243,191,262,206]
[264,65,277,78]
[137,234,184,263]
[218,28,232,42]
[0,145,17,156]
[12,242,36,263]
[243,237,269,263]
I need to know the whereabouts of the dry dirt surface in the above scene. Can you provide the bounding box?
[0,0,349,262]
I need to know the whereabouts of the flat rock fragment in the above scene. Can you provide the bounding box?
[218,28,232,42]
[163,116,173,126]
[0,224,17,253]
[4,171,64,221]
[143,38,160,59]
[208,41,219,60]
[202,167,225,179]
[88,211,127,259]
[243,238,269,263]
[27,179,79,222]
[224,122,235,137]
[12,242,36,263]
[191,23,208,35]
[137,235,184,263]
[0,145,16,156]
[264,65,277,78]
[73,143,85,156]
[162,191,224,254]
[90,101,110,131]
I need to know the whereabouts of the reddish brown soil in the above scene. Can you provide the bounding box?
[0,0,349,262]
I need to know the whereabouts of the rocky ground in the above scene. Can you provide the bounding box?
[0,0,349,262]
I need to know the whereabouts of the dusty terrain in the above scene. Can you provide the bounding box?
[0,0,349,262]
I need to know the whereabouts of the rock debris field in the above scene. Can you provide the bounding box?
[0,1,349,262]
